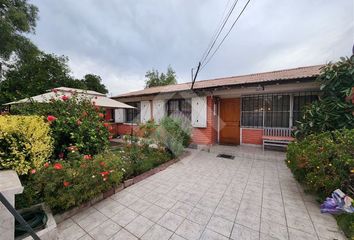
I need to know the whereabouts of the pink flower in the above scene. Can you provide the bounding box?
[47,115,57,122]
[77,120,82,125]
[51,89,58,93]
[83,155,92,160]
[44,162,50,168]
[58,152,64,159]
[30,169,36,174]
[61,95,69,101]
[103,123,109,127]
[98,113,104,118]
[54,163,63,170]
[99,161,106,167]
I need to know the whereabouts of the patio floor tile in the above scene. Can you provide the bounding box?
[87,219,121,240]
[110,229,138,240]
[141,204,167,222]
[141,224,173,240]
[57,147,346,240]
[125,215,154,238]
[111,207,138,227]
[157,211,184,231]
[175,219,204,240]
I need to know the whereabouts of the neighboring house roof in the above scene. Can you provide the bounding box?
[114,64,324,98]
[4,87,134,109]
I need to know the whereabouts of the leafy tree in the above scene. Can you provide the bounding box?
[82,74,108,94]
[294,56,354,138]
[0,53,82,104]
[145,66,177,88]
[0,52,110,105]
[0,0,39,68]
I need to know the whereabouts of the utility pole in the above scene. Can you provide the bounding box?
[191,62,201,90]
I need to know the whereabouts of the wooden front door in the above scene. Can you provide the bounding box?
[220,98,241,145]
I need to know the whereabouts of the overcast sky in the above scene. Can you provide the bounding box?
[29,0,353,96]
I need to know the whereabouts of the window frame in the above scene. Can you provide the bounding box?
[125,102,140,123]
[167,99,191,120]
[241,91,319,128]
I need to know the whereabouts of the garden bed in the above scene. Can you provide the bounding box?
[54,150,189,223]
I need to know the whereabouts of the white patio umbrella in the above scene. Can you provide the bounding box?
[3,87,135,109]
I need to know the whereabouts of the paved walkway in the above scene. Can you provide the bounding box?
[58,146,346,240]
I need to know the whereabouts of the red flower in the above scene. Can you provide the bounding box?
[63,181,70,187]
[77,120,82,125]
[54,163,63,170]
[83,155,92,160]
[100,171,109,177]
[103,123,109,127]
[44,162,50,168]
[98,113,104,118]
[99,161,106,167]
[61,95,69,101]
[47,115,57,122]
[30,169,36,174]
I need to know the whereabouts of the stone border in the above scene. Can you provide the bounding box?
[54,151,190,224]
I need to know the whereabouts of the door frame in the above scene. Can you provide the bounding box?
[218,97,241,145]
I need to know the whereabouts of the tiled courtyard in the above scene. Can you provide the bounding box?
[58,146,346,240]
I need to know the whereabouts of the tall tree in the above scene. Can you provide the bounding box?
[0,0,39,71]
[145,66,177,88]
[0,53,82,104]
[82,74,108,94]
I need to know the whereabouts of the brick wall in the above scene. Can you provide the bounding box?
[112,96,218,145]
[191,96,217,145]
[241,128,263,145]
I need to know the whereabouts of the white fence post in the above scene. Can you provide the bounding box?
[0,170,24,240]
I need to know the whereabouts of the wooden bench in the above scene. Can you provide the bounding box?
[262,128,294,150]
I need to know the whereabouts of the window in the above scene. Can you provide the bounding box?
[241,92,319,128]
[293,93,318,125]
[126,102,140,123]
[241,96,263,128]
[167,99,191,120]
[264,94,290,128]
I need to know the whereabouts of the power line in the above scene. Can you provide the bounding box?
[200,0,251,70]
[200,0,239,66]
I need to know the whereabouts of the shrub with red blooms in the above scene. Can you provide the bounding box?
[14,93,110,158]
[16,151,124,213]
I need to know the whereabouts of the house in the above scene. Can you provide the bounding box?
[110,65,324,147]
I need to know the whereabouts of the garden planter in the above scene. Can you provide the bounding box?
[124,179,134,187]
[103,188,115,198]
[19,204,57,240]
[114,184,124,193]
[90,193,103,205]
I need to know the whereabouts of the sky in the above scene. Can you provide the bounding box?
[28,0,354,96]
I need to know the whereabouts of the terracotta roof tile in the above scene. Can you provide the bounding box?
[113,64,324,98]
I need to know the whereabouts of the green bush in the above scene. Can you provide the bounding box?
[13,92,110,158]
[294,56,354,138]
[0,115,53,175]
[16,151,124,213]
[286,129,354,200]
[155,117,191,157]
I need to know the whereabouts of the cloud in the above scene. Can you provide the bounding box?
[29,0,353,95]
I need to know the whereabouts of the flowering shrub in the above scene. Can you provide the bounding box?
[13,92,110,158]
[286,129,354,200]
[0,115,53,175]
[17,151,124,213]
